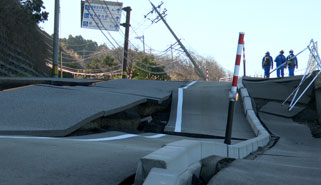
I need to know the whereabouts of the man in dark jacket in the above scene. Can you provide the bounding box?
[262,51,273,78]
[274,50,286,78]
[286,50,298,77]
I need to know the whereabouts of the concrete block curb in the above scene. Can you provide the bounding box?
[200,140,228,158]
[166,140,202,169]
[228,139,259,159]
[243,96,253,115]
[239,88,249,101]
[246,110,262,136]
[256,133,270,147]
[142,168,178,185]
[143,162,202,185]
[134,146,186,185]
[135,140,202,185]
[237,77,244,89]
[176,162,202,185]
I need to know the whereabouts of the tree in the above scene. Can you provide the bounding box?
[60,35,101,64]
[20,0,49,23]
[132,56,169,80]
[86,55,118,72]
[103,55,117,67]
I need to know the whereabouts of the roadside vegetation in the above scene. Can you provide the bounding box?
[59,35,228,81]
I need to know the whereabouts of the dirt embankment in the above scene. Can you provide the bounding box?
[0,0,50,76]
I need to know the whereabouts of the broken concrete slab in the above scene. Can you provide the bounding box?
[243,76,313,104]
[165,82,255,139]
[93,79,187,103]
[0,77,100,90]
[259,101,305,118]
[0,84,146,136]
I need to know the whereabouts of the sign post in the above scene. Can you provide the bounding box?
[81,0,123,31]
[121,7,131,79]
[52,0,60,78]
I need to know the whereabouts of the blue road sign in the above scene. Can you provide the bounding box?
[81,1,123,31]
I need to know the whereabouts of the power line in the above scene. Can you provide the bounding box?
[129,60,183,74]
[86,0,121,48]
[85,0,117,49]
[84,1,128,65]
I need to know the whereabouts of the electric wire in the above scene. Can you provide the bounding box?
[130,62,182,74]
[100,0,141,52]
[85,0,117,49]
[45,0,191,76]
[86,0,121,48]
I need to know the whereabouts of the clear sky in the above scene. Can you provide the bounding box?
[39,0,321,78]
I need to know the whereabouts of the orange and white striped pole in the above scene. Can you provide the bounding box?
[129,70,133,79]
[224,32,245,145]
[243,45,246,76]
[230,32,244,100]
[206,67,209,82]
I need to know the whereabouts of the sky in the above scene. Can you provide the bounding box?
[39,0,321,78]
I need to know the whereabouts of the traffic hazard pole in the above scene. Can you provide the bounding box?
[206,68,209,82]
[243,45,246,76]
[128,70,133,79]
[224,32,244,145]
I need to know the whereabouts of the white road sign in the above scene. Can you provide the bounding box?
[81,0,123,31]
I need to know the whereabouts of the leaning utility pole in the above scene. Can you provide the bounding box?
[150,2,206,80]
[121,7,132,79]
[52,0,60,78]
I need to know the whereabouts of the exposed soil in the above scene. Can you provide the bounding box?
[68,99,172,136]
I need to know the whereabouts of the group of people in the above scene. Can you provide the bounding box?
[262,50,298,78]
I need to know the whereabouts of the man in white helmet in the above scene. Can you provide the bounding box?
[286,50,298,77]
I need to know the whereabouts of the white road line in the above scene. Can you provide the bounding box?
[175,88,183,132]
[71,134,138,141]
[0,134,167,142]
[183,81,197,89]
[175,81,197,132]
[144,134,167,139]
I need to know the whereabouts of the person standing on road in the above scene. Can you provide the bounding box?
[262,51,273,78]
[274,50,286,78]
[286,50,298,77]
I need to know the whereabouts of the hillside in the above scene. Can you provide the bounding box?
[0,0,50,77]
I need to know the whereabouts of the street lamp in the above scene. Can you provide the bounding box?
[135,35,145,53]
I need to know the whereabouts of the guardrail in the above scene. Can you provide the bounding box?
[46,62,122,79]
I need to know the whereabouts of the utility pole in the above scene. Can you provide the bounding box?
[52,0,60,78]
[170,44,173,61]
[142,35,145,53]
[135,35,145,53]
[60,51,63,78]
[121,7,132,79]
[164,42,177,60]
[150,2,206,80]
